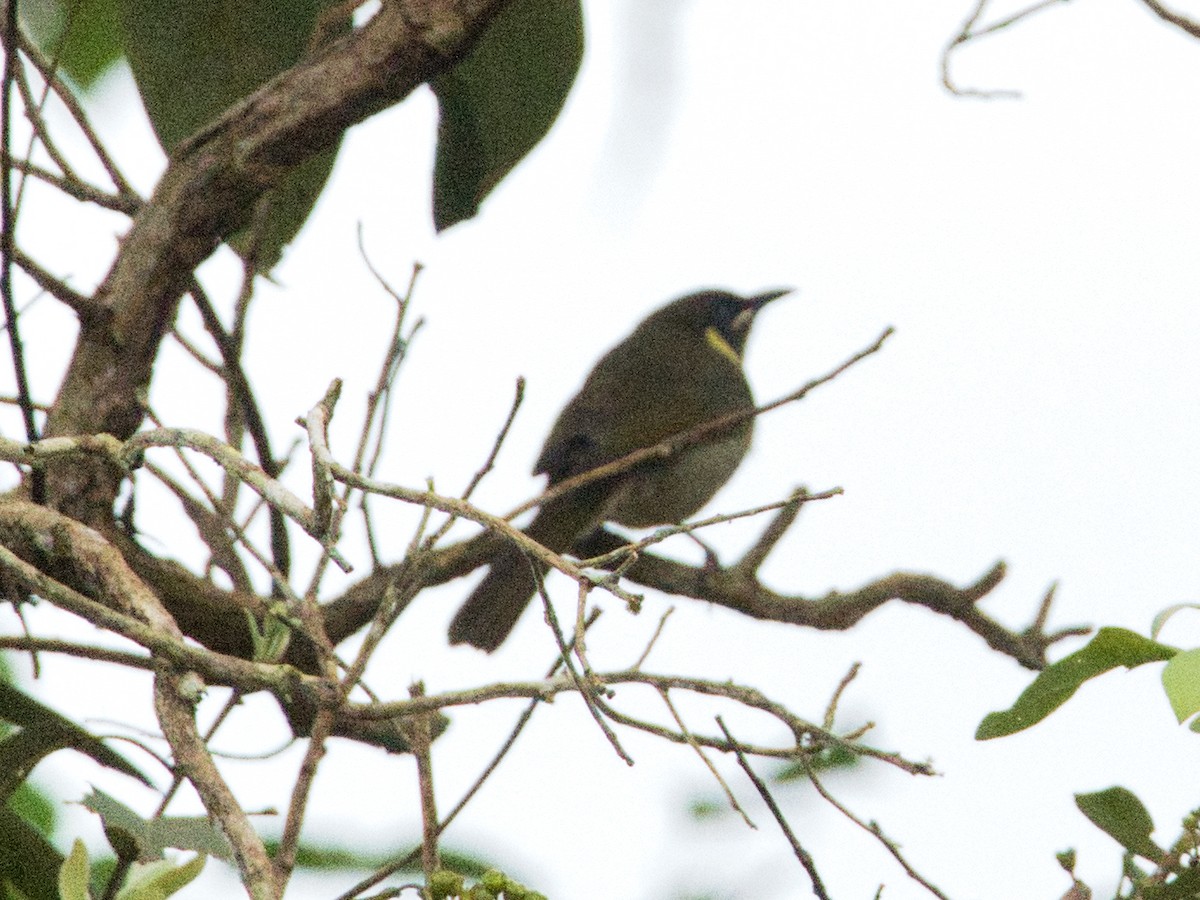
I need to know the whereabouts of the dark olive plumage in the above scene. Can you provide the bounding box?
[448,288,788,651]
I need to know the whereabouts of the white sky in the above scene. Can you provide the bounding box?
[5,0,1200,898]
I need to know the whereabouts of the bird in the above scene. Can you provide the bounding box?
[448,287,790,651]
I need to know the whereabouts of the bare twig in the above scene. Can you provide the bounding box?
[104,690,245,900]
[405,682,441,882]
[0,11,42,502]
[333,611,603,900]
[664,691,756,828]
[737,487,807,575]
[942,0,1071,98]
[805,763,952,900]
[541,573,634,766]
[186,277,292,582]
[154,669,277,900]
[1,151,137,212]
[0,636,153,670]
[633,605,674,670]
[513,327,893,520]
[824,662,861,731]
[459,376,525,503]
[716,716,829,899]
[9,245,100,318]
[1136,0,1200,39]
[273,706,335,889]
[344,668,933,776]
[13,21,136,195]
[580,487,835,570]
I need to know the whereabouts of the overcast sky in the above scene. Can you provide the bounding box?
[6,0,1200,898]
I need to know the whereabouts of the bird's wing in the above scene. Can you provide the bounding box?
[534,403,608,483]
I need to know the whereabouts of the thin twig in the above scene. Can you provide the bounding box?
[9,245,99,317]
[716,716,829,899]
[406,682,440,882]
[273,707,335,889]
[187,277,291,582]
[581,488,836,570]
[1137,0,1200,39]
[0,152,135,212]
[510,327,892,520]
[737,487,807,575]
[806,762,952,900]
[10,58,77,181]
[0,636,152,669]
[14,22,135,195]
[662,690,755,828]
[541,572,634,766]
[460,376,525,503]
[332,611,603,900]
[633,606,674,670]
[0,13,42,502]
[824,662,861,731]
[941,0,1070,98]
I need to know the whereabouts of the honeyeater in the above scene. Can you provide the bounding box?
[448,287,789,651]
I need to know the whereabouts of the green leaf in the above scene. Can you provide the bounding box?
[0,681,149,790]
[1143,865,1200,899]
[1075,787,1162,860]
[83,789,233,863]
[22,0,124,88]
[1151,603,1200,640]
[1162,648,1200,724]
[431,0,584,231]
[10,778,58,836]
[976,627,1176,739]
[58,839,92,900]
[0,804,63,900]
[115,854,205,900]
[119,0,346,269]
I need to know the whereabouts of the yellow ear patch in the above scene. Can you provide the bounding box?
[704,326,742,367]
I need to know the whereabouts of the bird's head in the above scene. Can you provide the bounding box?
[651,288,792,365]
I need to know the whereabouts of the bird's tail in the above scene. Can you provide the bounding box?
[447,545,543,651]
[448,485,611,651]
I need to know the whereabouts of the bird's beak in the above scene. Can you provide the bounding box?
[731,288,792,334]
[748,287,793,310]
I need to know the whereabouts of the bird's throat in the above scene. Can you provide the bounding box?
[704,326,742,367]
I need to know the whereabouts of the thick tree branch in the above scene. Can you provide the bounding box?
[39,0,516,523]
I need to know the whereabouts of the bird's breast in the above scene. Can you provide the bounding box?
[605,424,752,527]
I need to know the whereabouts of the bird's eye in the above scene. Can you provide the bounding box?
[710,296,743,340]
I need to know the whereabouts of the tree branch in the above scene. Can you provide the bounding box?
[38,0,517,523]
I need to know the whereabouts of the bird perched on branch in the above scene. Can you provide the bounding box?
[448,287,790,651]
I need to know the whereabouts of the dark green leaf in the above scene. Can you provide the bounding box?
[0,727,70,801]
[83,788,234,863]
[0,681,148,788]
[119,0,346,269]
[1076,787,1162,860]
[775,743,860,782]
[0,804,63,900]
[9,778,57,836]
[976,628,1176,739]
[1162,648,1200,724]
[688,797,725,821]
[431,0,584,230]
[261,837,397,871]
[22,0,124,87]
[1143,866,1200,899]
